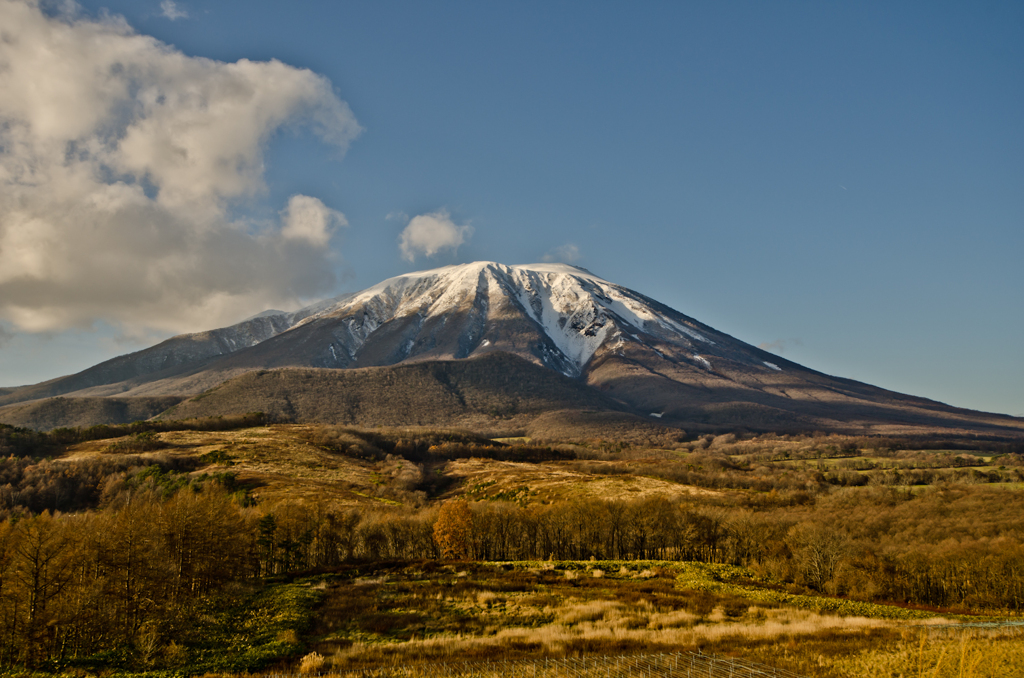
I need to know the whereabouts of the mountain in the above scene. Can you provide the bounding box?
[2,262,1022,437]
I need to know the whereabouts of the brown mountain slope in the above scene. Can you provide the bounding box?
[0,396,183,431]
[157,352,651,434]
[0,314,301,408]
[586,345,1024,437]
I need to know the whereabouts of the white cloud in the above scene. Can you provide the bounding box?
[542,243,581,264]
[159,0,187,20]
[0,0,361,335]
[281,195,345,247]
[398,209,472,262]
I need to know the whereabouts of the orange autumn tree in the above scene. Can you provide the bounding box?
[433,499,473,559]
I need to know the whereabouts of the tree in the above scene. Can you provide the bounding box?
[257,514,277,576]
[0,519,16,667]
[433,500,473,560]
[99,496,169,643]
[10,512,77,665]
[787,522,849,592]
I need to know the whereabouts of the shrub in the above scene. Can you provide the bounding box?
[299,651,326,674]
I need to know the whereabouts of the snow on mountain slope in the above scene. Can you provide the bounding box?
[0,261,791,410]
[265,261,731,376]
[0,293,355,406]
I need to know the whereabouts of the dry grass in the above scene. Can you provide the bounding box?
[56,424,722,509]
[325,605,894,671]
[829,628,1024,677]
[298,651,326,674]
[297,561,1024,677]
[310,562,904,675]
[321,619,1024,678]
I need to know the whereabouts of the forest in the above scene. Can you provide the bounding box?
[1,419,1023,674]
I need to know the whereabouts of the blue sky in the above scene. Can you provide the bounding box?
[0,0,1021,416]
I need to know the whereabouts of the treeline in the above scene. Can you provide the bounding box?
[49,411,269,445]
[863,436,1024,455]
[0,423,56,458]
[248,486,1024,614]
[323,494,1024,613]
[571,452,1024,503]
[675,431,1024,458]
[0,453,200,516]
[304,425,574,463]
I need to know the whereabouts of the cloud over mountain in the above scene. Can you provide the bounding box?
[281,195,346,247]
[0,0,360,335]
[398,209,472,262]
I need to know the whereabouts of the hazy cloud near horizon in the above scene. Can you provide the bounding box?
[0,0,360,336]
[758,338,803,354]
[398,210,472,262]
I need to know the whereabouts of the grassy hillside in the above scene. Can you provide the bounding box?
[0,395,183,430]
[48,423,693,508]
[158,353,683,441]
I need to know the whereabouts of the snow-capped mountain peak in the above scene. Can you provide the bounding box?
[266,261,722,376]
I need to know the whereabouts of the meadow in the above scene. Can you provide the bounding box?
[302,560,1023,677]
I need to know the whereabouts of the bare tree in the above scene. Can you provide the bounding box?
[786,522,849,591]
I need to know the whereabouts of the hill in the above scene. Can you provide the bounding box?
[0,396,183,431]
[158,353,681,443]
